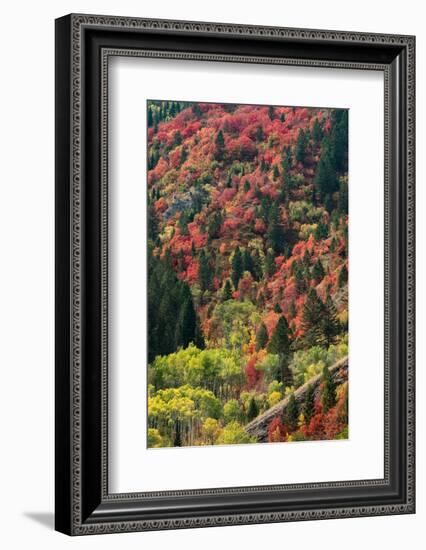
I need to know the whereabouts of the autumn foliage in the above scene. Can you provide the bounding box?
[147,100,349,447]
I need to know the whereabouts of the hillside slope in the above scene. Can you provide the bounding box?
[147,100,349,447]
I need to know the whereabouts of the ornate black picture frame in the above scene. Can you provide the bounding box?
[55,14,415,535]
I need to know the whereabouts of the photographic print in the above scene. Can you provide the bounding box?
[147,100,349,448]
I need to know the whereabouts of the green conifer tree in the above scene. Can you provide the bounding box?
[279,354,294,388]
[329,110,348,172]
[303,384,315,425]
[265,249,276,277]
[314,148,338,201]
[251,250,263,281]
[321,366,337,413]
[312,258,325,283]
[268,316,291,355]
[296,128,307,163]
[338,177,349,215]
[272,164,280,180]
[255,322,269,351]
[147,107,153,127]
[286,394,299,431]
[315,222,328,241]
[222,279,233,301]
[242,248,254,276]
[338,264,348,287]
[215,129,225,161]
[198,249,210,291]
[255,125,265,142]
[176,286,198,348]
[322,294,340,347]
[267,203,284,254]
[312,118,323,143]
[302,288,326,347]
[247,397,259,421]
[231,247,243,289]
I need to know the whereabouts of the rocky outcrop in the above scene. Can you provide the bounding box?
[245,356,348,442]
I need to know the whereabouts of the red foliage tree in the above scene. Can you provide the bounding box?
[245,356,262,389]
[268,417,288,443]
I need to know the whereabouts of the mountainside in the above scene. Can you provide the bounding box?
[147,100,349,448]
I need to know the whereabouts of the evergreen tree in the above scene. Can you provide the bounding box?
[147,203,159,243]
[268,316,291,355]
[303,384,315,425]
[255,323,269,351]
[215,129,225,161]
[255,124,265,142]
[260,195,272,222]
[176,249,185,272]
[295,128,307,164]
[314,148,338,202]
[321,366,337,413]
[278,180,287,204]
[330,110,348,172]
[324,194,334,214]
[312,258,325,283]
[267,203,284,254]
[279,354,294,388]
[286,394,299,431]
[289,300,297,319]
[302,288,326,347]
[192,103,203,117]
[207,211,222,239]
[173,130,182,147]
[274,303,282,313]
[198,249,210,291]
[251,250,263,281]
[312,118,323,143]
[268,105,275,120]
[281,146,293,173]
[247,397,259,421]
[243,180,251,193]
[265,249,276,277]
[231,247,243,289]
[338,177,349,215]
[303,249,311,267]
[293,261,307,294]
[148,249,202,361]
[242,248,254,276]
[280,112,286,123]
[222,279,233,301]
[272,164,280,180]
[315,221,328,241]
[147,107,153,127]
[178,211,189,235]
[180,147,188,164]
[322,294,340,347]
[338,264,348,287]
[176,286,198,348]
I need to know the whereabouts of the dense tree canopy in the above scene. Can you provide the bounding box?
[147,100,349,447]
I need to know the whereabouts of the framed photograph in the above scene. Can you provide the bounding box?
[55,14,415,535]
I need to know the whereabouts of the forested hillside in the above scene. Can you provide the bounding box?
[147,100,349,448]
